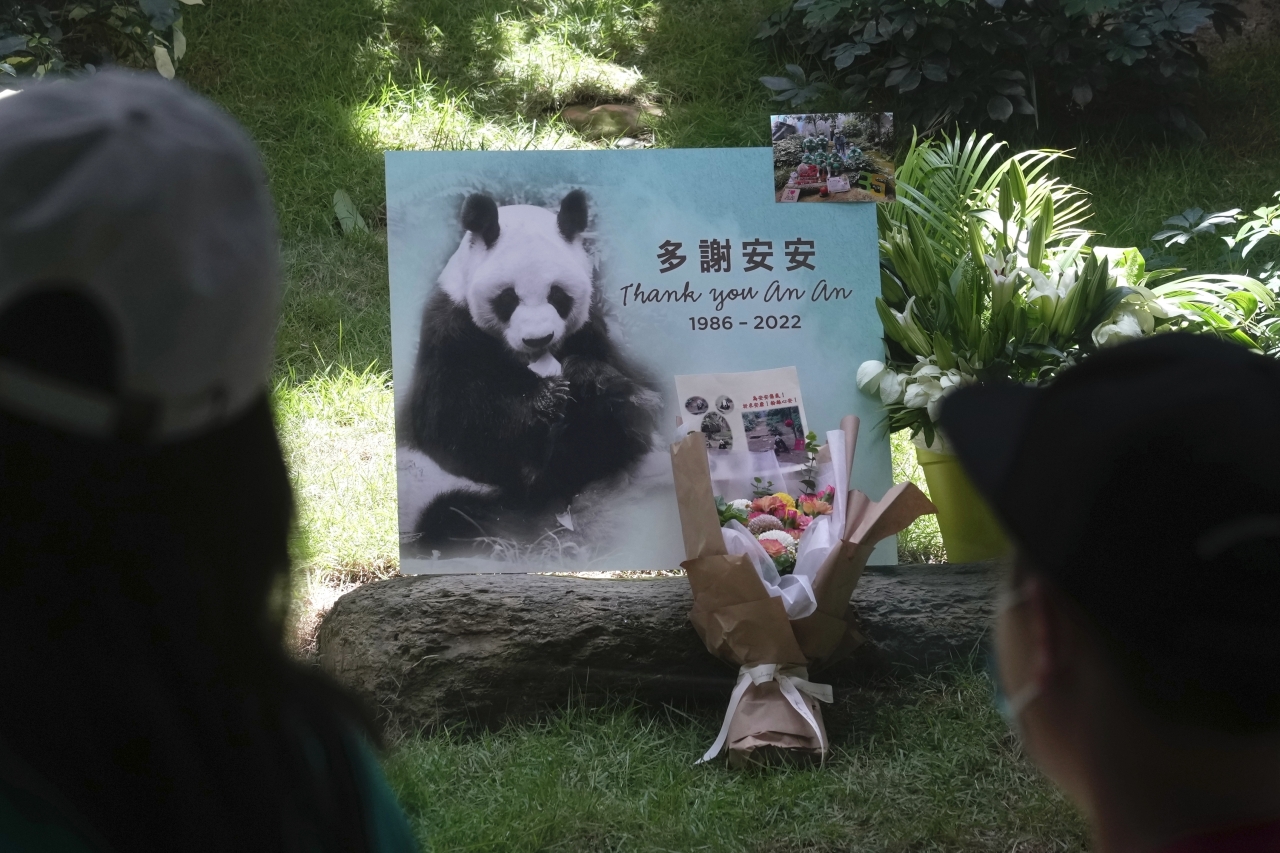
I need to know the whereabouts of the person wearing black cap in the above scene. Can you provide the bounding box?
[940,332,1280,853]
[0,73,418,851]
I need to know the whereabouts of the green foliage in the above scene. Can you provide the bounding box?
[1146,191,1280,355]
[773,133,808,169]
[859,132,1273,443]
[715,495,750,526]
[0,0,200,80]
[756,0,1246,136]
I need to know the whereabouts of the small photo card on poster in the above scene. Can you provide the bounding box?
[675,367,807,463]
[675,367,813,499]
[771,112,896,204]
[386,148,894,574]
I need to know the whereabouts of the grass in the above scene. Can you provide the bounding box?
[1053,38,1280,272]
[385,666,1087,852]
[183,0,789,236]
[171,1,1280,848]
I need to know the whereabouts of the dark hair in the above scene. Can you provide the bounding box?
[0,289,377,851]
[1014,547,1280,735]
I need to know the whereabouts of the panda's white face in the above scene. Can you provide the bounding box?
[438,198,594,360]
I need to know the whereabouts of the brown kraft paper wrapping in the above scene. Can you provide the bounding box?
[670,418,935,765]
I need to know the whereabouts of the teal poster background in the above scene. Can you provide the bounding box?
[387,148,894,573]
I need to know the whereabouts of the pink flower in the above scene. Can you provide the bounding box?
[779,508,803,529]
[819,485,836,504]
[759,538,787,558]
[796,514,813,532]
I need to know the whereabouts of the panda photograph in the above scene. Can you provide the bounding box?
[397,186,667,565]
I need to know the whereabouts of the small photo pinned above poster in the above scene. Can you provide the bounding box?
[771,112,895,204]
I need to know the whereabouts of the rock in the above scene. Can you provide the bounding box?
[317,562,999,733]
[559,103,662,140]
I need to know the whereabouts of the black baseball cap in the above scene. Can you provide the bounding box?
[940,332,1280,728]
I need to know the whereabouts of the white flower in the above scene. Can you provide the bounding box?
[730,499,752,513]
[903,368,972,421]
[1092,307,1149,347]
[985,252,1024,311]
[903,377,940,410]
[856,360,887,392]
[757,530,797,548]
[878,371,905,404]
[890,296,933,356]
[857,360,908,404]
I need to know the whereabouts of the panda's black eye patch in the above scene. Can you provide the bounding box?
[548,284,574,320]
[491,287,519,323]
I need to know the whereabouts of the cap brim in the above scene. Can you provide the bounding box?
[937,383,1039,517]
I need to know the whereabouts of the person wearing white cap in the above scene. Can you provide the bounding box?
[0,72,418,852]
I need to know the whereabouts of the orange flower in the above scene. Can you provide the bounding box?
[751,495,786,515]
[798,495,832,517]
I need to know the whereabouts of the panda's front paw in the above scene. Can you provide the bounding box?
[533,376,572,420]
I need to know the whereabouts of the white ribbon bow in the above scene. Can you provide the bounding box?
[696,663,834,764]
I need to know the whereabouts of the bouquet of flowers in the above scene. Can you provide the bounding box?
[670,416,935,766]
[715,487,836,574]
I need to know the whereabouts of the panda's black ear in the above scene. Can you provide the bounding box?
[461,194,501,249]
[558,189,589,242]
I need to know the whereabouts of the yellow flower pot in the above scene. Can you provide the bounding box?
[915,446,1010,563]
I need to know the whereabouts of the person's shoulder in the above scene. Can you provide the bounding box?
[335,725,422,853]
[0,745,106,853]
[1159,818,1280,853]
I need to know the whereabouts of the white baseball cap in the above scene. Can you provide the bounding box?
[0,70,280,441]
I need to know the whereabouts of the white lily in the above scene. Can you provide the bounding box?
[1026,265,1080,330]
[889,296,933,357]
[902,377,939,410]
[878,371,905,404]
[985,252,1023,312]
[856,360,887,392]
[1092,306,1150,347]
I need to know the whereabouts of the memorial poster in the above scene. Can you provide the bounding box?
[386,148,893,574]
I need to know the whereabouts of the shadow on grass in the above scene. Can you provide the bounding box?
[382,661,1086,853]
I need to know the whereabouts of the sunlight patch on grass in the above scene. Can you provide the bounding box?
[275,365,398,585]
[354,75,588,155]
[491,22,649,114]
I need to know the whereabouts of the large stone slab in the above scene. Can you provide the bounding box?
[317,562,999,732]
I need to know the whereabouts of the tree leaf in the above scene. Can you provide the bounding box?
[987,94,1013,121]
[333,189,369,234]
[760,76,797,91]
[898,69,922,91]
[1072,82,1092,106]
[153,45,175,79]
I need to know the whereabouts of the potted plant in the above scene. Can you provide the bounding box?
[858,133,1273,562]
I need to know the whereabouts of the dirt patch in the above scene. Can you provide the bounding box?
[1197,0,1280,56]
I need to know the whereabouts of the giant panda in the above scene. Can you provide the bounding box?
[407,189,660,556]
